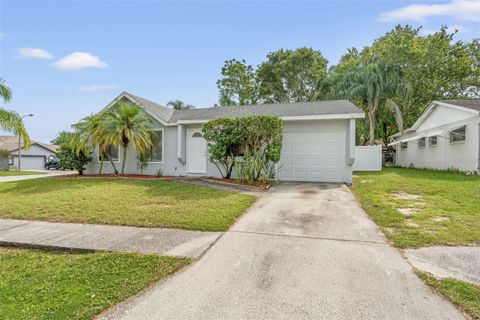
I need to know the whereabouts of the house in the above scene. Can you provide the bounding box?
[86,92,364,183]
[389,99,480,172]
[0,136,59,170]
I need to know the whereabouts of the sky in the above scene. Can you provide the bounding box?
[1,0,479,142]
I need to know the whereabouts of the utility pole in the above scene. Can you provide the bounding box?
[17,114,33,171]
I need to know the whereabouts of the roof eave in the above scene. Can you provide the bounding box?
[175,113,365,125]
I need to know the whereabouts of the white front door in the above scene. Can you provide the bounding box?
[187,129,207,174]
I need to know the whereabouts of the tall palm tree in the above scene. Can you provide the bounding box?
[167,100,195,110]
[0,79,31,148]
[99,102,154,174]
[339,63,411,145]
[71,113,118,174]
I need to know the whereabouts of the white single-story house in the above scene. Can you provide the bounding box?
[389,99,480,172]
[86,92,364,183]
[0,135,59,170]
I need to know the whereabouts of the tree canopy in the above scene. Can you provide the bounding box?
[216,25,479,144]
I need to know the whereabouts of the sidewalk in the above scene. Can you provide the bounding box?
[0,219,221,258]
[0,170,75,183]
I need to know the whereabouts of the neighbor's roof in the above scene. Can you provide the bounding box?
[0,136,59,153]
[113,92,363,124]
[389,98,480,139]
[436,99,480,112]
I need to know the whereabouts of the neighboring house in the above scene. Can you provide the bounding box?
[86,92,364,183]
[389,99,480,172]
[0,136,59,170]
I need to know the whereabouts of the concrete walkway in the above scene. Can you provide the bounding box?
[405,246,480,285]
[0,219,221,258]
[0,170,74,182]
[100,182,464,320]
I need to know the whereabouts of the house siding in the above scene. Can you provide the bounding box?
[395,115,480,172]
[86,118,357,183]
[11,144,56,170]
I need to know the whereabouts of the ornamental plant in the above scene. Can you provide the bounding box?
[202,115,282,182]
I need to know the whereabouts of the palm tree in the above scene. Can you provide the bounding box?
[167,100,195,110]
[99,102,154,174]
[71,113,118,174]
[0,79,31,148]
[339,63,411,145]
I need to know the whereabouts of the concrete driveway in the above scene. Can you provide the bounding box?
[101,183,464,320]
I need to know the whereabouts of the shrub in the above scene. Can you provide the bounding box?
[202,115,283,182]
[0,149,10,171]
[52,131,92,175]
[136,152,150,174]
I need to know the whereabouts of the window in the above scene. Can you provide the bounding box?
[100,145,119,162]
[8,156,13,165]
[449,126,466,143]
[401,142,408,150]
[418,137,426,148]
[150,130,163,162]
[429,136,437,146]
[192,132,202,138]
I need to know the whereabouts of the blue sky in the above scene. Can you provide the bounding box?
[1,0,479,142]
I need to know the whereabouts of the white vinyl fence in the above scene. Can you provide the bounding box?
[353,145,382,171]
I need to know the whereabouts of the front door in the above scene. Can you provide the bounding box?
[187,129,207,174]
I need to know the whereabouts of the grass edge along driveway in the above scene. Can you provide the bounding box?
[0,177,257,232]
[352,167,480,319]
[0,247,190,320]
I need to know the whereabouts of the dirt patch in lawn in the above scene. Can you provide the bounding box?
[389,191,423,201]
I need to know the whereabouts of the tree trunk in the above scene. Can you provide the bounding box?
[121,144,127,174]
[98,154,104,174]
[107,151,118,174]
[368,110,376,146]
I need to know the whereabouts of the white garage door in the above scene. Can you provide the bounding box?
[278,122,346,182]
[13,156,45,170]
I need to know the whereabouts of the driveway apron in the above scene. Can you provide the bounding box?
[101,182,464,320]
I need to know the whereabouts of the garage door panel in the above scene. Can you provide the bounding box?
[278,123,346,183]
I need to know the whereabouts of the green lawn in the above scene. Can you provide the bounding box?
[0,177,256,231]
[0,248,190,320]
[0,170,46,176]
[352,167,480,248]
[416,272,480,320]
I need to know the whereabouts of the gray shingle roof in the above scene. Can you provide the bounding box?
[127,93,174,123]
[121,92,363,123]
[0,136,58,152]
[169,100,362,122]
[437,99,480,112]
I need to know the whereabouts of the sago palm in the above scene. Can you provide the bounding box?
[99,102,154,174]
[339,63,411,145]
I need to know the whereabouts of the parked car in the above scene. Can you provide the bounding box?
[45,155,70,170]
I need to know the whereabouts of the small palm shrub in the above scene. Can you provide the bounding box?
[0,149,10,171]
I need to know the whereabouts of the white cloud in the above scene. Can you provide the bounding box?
[420,25,469,35]
[76,84,118,92]
[54,52,108,70]
[379,0,480,22]
[17,48,53,59]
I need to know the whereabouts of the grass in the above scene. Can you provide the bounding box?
[416,271,480,319]
[0,170,46,176]
[352,167,480,248]
[0,177,256,231]
[0,247,190,320]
